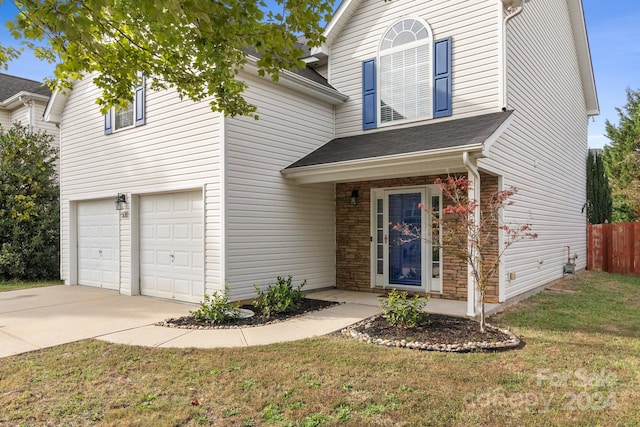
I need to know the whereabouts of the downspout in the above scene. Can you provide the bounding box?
[463,151,481,317]
[19,96,34,129]
[501,1,525,110]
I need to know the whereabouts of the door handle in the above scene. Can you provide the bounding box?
[384,235,388,244]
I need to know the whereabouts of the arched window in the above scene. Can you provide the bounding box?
[379,18,431,124]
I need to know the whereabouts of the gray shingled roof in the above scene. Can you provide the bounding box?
[0,73,51,102]
[243,46,335,90]
[286,111,513,169]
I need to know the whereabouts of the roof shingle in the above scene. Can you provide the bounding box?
[286,111,513,169]
[0,73,51,102]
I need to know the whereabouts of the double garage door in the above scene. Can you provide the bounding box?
[77,191,204,303]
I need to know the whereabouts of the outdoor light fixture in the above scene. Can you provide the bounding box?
[350,189,359,205]
[115,193,126,211]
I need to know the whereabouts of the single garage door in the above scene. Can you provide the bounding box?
[139,191,204,303]
[77,200,119,290]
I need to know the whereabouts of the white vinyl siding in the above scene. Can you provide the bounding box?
[1,101,59,174]
[478,0,589,300]
[59,74,223,296]
[224,74,336,301]
[330,0,501,136]
[0,110,10,127]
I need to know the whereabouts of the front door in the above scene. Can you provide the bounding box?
[372,186,442,292]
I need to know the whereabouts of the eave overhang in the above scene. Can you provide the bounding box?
[244,56,348,105]
[0,91,50,110]
[282,111,514,184]
[566,0,599,116]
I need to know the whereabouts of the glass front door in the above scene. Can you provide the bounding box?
[372,186,442,292]
[388,192,422,286]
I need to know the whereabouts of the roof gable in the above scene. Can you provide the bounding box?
[324,0,598,115]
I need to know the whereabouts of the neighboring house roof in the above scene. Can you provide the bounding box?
[0,73,51,110]
[286,111,513,169]
[0,73,51,101]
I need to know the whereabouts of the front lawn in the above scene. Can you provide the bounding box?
[1,272,639,426]
[0,280,62,292]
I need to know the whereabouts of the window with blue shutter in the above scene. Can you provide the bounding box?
[134,75,145,126]
[362,58,377,130]
[104,110,113,135]
[104,74,146,134]
[378,18,432,124]
[433,37,452,118]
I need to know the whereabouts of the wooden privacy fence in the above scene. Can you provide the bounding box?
[588,222,640,276]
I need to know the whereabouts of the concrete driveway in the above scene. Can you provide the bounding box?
[0,285,382,358]
[0,285,195,358]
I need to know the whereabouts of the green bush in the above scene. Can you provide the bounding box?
[191,284,240,324]
[379,289,428,328]
[253,276,306,317]
[0,124,59,280]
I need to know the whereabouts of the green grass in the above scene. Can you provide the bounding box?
[1,272,639,426]
[0,279,62,292]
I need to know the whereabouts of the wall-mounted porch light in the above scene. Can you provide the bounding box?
[115,193,126,211]
[350,189,359,205]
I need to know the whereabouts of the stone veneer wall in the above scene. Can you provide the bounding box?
[335,173,499,303]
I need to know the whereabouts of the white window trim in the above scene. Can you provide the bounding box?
[377,17,434,127]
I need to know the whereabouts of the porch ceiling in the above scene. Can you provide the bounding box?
[281,110,513,184]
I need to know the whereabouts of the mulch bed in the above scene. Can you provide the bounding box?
[157,298,521,353]
[343,314,521,353]
[156,298,340,329]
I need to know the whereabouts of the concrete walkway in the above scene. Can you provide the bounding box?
[0,285,499,358]
[0,285,380,358]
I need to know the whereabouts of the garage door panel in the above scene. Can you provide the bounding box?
[157,224,172,239]
[77,200,119,290]
[140,191,204,303]
[156,251,173,267]
[173,224,191,240]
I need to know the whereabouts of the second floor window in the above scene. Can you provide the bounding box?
[114,102,134,130]
[104,75,146,135]
[379,19,431,124]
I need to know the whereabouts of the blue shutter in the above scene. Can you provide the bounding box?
[433,37,452,118]
[362,58,377,130]
[104,110,113,135]
[134,75,145,126]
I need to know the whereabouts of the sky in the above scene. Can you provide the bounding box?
[1,0,639,149]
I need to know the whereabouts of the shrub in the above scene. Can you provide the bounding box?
[253,276,306,317]
[0,124,59,280]
[191,284,240,323]
[379,289,428,328]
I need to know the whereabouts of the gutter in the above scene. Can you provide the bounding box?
[463,151,481,317]
[1,91,49,110]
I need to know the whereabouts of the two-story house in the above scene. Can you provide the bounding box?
[45,0,598,316]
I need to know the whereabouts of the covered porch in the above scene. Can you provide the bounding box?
[282,111,514,317]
